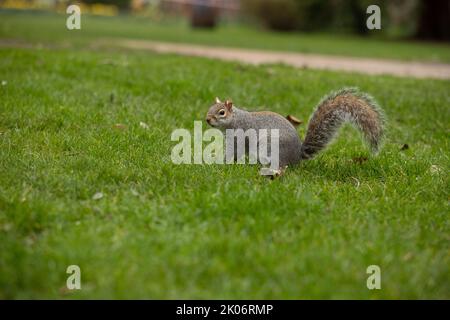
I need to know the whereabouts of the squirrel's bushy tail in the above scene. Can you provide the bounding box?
[300,88,385,160]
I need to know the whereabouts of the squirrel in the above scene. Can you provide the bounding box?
[205,88,385,176]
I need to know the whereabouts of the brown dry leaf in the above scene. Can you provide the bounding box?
[59,286,72,296]
[286,115,303,127]
[402,252,414,261]
[112,123,127,130]
[352,156,368,164]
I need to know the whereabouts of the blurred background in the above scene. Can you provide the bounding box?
[1,0,450,301]
[0,0,449,41]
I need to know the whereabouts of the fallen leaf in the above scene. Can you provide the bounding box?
[235,65,248,72]
[100,59,129,67]
[140,121,149,129]
[430,165,441,174]
[351,177,360,188]
[112,123,127,130]
[92,192,104,200]
[352,156,368,164]
[400,143,409,151]
[402,252,413,261]
[266,68,276,76]
[59,286,72,296]
[286,115,303,127]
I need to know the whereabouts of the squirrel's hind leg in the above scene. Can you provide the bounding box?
[259,166,287,179]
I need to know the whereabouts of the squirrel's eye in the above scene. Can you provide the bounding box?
[218,109,226,116]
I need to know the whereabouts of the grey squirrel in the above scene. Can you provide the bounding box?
[205,88,385,176]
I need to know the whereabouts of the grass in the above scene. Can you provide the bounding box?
[0,12,449,299]
[1,10,450,63]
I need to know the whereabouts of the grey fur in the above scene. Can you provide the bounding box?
[300,87,385,159]
[206,88,386,169]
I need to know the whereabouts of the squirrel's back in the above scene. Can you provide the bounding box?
[227,108,303,166]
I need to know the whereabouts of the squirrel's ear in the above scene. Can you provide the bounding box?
[225,100,233,111]
[215,97,221,104]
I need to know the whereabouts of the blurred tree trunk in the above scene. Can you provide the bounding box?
[415,0,450,41]
[190,0,219,28]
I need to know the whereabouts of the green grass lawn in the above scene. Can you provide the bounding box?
[1,10,450,63]
[0,12,449,299]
